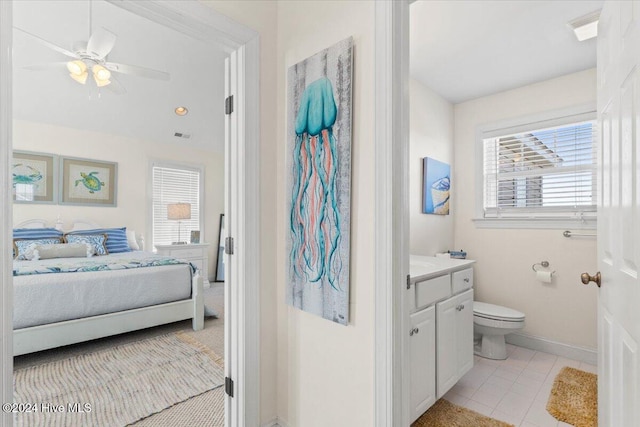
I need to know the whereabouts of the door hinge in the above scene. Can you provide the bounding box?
[225,237,234,255]
[407,274,411,290]
[225,376,234,397]
[225,95,234,115]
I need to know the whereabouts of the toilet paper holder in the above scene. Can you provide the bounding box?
[532,261,556,275]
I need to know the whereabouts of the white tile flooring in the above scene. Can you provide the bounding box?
[442,344,597,427]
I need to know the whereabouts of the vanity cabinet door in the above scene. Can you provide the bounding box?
[436,288,474,398]
[409,305,436,423]
[456,289,474,378]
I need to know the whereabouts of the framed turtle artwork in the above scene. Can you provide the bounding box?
[59,156,117,207]
[11,151,58,204]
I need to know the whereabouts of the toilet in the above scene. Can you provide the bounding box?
[473,302,525,360]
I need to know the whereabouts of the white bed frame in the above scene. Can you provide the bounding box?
[12,219,204,356]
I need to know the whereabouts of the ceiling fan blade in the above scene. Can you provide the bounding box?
[105,75,126,95]
[14,27,79,59]
[105,62,170,81]
[22,62,68,71]
[87,27,117,59]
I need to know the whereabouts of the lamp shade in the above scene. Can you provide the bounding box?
[167,203,191,220]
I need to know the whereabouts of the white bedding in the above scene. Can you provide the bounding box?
[13,252,193,329]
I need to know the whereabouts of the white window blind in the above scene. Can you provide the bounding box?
[152,164,202,247]
[482,120,597,219]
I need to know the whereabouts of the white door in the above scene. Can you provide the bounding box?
[597,2,640,426]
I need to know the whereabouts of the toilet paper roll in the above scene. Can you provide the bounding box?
[536,270,552,283]
[435,252,451,259]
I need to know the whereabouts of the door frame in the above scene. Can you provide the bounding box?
[374,1,411,426]
[0,2,261,426]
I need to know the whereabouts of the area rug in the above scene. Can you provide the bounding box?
[412,399,514,427]
[13,332,224,427]
[546,366,597,427]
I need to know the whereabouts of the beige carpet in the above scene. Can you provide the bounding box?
[14,332,224,427]
[412,399,514,427]
[14,283,226,427]
[547,366,597,427]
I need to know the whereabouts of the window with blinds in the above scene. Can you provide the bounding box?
[482,120,597,219]
[152,164,202,247]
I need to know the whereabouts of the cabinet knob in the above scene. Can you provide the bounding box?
[409,327,420,336]
[456,304,465,311]
[463,278,470,283]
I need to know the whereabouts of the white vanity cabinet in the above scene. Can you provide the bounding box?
[408,257,475,422]
[409,306,436,422]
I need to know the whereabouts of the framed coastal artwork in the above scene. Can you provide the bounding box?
[422,157,450,215]
[286,37,353,326]
[11,151,57,204]
[60,156,117,206]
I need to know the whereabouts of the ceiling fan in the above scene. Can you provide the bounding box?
[18,26,171,95]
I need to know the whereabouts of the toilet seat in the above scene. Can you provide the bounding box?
[473,301,525,322]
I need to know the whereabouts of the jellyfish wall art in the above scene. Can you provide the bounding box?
[286,37,353,325]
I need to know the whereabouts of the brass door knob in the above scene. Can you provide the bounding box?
[581,271,601,288]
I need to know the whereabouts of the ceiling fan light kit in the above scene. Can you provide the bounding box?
[18,13,170,96]
[65,60,113,87]
[94,77,111,88]
[92,64,111,87]
[67,60,88,85]
[67,59,86,76]
[69,71,88,85]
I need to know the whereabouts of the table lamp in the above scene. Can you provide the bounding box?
[167,202,191,244]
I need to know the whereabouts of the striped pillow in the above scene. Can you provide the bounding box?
[13,228,63,240]
[67,227,131,254]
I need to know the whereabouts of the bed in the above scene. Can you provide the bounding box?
[12,219,204,356]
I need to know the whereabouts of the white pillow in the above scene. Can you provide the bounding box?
[33,243,92,260]
[127,230,140,251]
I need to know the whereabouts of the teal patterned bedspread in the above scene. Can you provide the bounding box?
[13,252,196,277]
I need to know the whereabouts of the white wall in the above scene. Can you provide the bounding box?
[276,1,375,426]
[410,78,454,256]
[201,1,279,424]
[12,120,224,282]
[453,68,598,349]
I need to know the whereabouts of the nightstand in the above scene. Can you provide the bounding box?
[155,243,211,287]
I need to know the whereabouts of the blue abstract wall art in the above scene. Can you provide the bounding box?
[423,157,451,215]
[286,37,353,325]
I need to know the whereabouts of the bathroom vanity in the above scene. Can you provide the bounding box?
[408,255,476,423]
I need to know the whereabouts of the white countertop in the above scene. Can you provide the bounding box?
[410,255,475,283]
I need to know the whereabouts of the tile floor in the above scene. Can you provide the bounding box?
[442,344,597,427]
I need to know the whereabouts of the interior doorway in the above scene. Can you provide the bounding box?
[0,1,261,426]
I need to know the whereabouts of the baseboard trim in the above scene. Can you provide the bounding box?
[262,418,289,427]
[506,332,597,365]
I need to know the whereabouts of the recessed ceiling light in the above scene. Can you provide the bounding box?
[175,106,189,116]
[568,10,600,42]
